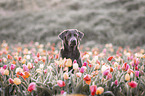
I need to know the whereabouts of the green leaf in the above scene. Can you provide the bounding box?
[74,79,83,94]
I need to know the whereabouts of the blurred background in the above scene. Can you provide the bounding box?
[0,0,145,47]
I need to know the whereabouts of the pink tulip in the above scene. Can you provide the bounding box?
[103,69,109,76]
[11,64,16,70]
[73,60,77,64]
[106,73,112,80]
[57,80,65,87]
[28,82,36,92]
[3,65,7,69]
[80,66,85,73]
[83,62,87,66]
[23,64,29,71]
[122,63,129,71]
[135,71,139,77]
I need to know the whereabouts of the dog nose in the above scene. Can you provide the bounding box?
[71,40,76,45]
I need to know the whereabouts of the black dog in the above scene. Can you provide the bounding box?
[58,29,84,68]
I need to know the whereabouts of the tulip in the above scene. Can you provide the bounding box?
[84,74,91,85]
[128,81,137,88]
[3,65,7,69]
[14,78,21,85]
[57,80,65,87]
[110,67,114,72]
[90,85,97,96]
[27,62,33,69]
[23,64,29,71]
[4,69,9,75]
[21,59,26,64]
[125,74,130,81]
[63,73,69,80]
[83,62,87,66]
[80,66,86,73]
[9,78,14,84]
[7,54,12,59]
[65,59,72,67]
[73,63,79,70]
[114,62,119,68]
[115,80,118,85]
[0,59,2,62]
[76,72,82,77]
[135,66,138,70]
[135,71,139,77]
[15,67,23,74]
[107,56,114,61]
[28,82,36,92]
[122,63,129,71]
[96,87,104,95]
[34,59,38,63]
[11,64,16,70]
[0,68,4,75]
[103,69,109,76]
[44,69,47,74]
[23,71,30,78]
[18,56,22,61]
[61,90,65,94]
[106,73,112,80]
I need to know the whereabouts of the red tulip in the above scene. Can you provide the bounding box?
[84,74,91,85]
[28,82,36,92]
[107,56,114,61]
[128,81,137,88]
[9,78,14,84]
[90,85,97,96]
[18,56,22,61]
[57,80,65,87]
[0,59,2,62]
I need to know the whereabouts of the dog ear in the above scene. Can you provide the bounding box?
[78,31,84,40]
[58,30,67,40]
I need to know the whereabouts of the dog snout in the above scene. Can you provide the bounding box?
[70,39,77,45]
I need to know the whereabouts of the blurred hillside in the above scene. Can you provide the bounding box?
[0,0,145,47]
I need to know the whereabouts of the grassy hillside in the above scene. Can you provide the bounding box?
[0,0,145,47]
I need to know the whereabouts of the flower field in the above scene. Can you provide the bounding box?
[0,41,145,96]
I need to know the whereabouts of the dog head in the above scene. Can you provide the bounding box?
[59,29,84,47]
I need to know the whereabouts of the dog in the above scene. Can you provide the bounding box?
[58,29,84,69]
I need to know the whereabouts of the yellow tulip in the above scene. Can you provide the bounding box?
[96,87,104,95]
[65,59,72,67]
[4,69,9,75]
[125,74,130,81]
[63,73,69,80]
[14,78,21,85]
